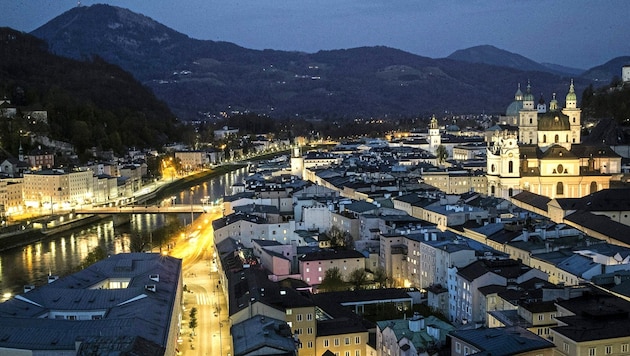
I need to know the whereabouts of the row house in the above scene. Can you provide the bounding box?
[0,179,23,217]
[212,211,301,248]
[421,169,487,195]
[23,169,93,210]
[449,259,548,325]
[216,238,372,356]
[298,249,366,286]
[174,150,209,171]
[449,326,555,356]
[551,290,630,356]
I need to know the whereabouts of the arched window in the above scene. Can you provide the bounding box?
[557,182,564,195]
[508,188,513,197]
[508,161,513,173]
[555,134,559,143]
[543,135,547,143]
[529,118,533,124]
[566,135,569,142]
[491,186,495,196]
[590,181,597,194]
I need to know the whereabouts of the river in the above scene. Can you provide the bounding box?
[0,167,248,299]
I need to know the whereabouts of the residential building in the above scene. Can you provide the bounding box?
[377,312,454,356]
[449,326,555,356]
[0,253,183,354]
[298,249,366,286]
[551,290,630,356]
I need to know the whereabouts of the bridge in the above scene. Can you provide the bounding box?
[74,204,214,214]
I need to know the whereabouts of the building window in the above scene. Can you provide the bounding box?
[345,337,350,345]
[556,181,564,195]
[589,347,596,356]
[621,344,628,353]
[555,134,559,143]
[307,341,313,348]
[324,339,329,347]
[355,350,361,356]
[508,160,513,173]
[464,346,470,355]
[563,343,569,352]
[605,345,612,354]
[345,352,350,356]
[307,313,313,321]
[355,336,361,344]
[307,327,313,334]
[543,134,547,143]
[334,338,340,346]
[590,181,597,194]
[456,342,461,352]
[538,314,544,321]
[297,314,303,321]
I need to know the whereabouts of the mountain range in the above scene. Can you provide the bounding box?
[28,4,630,121]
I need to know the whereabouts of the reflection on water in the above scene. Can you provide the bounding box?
[0,167,248,298]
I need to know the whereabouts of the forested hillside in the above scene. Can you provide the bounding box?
[0,28,182,158]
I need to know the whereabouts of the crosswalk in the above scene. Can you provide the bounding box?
[195,293,213,305]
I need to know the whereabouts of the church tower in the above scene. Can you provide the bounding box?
[562,79,582,144]
[428,115,441,154]
[290,146,304,179]
[18,141,24,162]
[518,81,538,144]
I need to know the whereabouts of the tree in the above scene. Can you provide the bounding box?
[348,268,368,290]
[372,267,388,288]
[77,246,107,270]
[319,267,345,292]
[189,307,198,334]
[436,145,448,164]
[327,226,353,249]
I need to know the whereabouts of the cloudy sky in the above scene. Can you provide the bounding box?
[2,0,628,69]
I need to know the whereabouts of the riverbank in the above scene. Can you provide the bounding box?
[0,213,110,252]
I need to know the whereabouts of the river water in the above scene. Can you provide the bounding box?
[0,167,247,299]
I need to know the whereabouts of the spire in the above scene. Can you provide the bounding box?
[566,79,577,108]
[514,83,523,101]
[550,92,558,111]
[523,80,535,102]
[429,115,438,130]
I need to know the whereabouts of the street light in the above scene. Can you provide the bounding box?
[190,187,194,226]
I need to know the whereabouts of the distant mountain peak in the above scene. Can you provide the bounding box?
[447,45,551,72]
[27,3,623,120]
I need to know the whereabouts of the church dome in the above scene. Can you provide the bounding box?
[538,111,571,131]
[506,100,523,116]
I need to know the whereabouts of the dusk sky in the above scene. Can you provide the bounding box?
[2,1,629,69]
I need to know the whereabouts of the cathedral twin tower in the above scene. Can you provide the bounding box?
[486,80,619,199]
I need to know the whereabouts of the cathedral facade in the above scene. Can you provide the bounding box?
[487,81,621,199]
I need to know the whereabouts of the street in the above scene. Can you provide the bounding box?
[169,206,232,356]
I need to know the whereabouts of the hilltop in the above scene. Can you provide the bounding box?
[0,27,182,157]
[29,4,608,121]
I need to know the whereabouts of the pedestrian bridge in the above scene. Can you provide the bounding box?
[74,204,213,214]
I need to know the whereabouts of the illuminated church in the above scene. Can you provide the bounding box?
[487,81,621,199]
